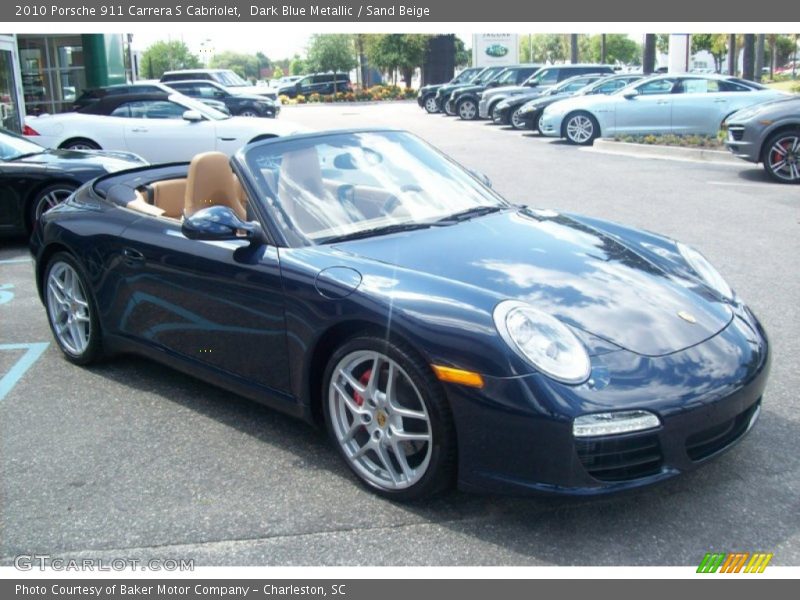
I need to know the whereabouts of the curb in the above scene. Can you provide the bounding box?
[589,139,741,165]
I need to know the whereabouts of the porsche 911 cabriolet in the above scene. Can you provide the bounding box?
[30,129,770,500]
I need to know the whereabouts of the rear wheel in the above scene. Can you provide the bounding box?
[44,253,103,365]
[59,138,100,151]
[29,183,77,229]
[423,95,439,113]
[564,112,600,145]
[762,130,800,183]
[322,335,456,500]
[457,98,478,120]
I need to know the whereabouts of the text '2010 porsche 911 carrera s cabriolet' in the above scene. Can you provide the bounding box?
[30,129,770,500]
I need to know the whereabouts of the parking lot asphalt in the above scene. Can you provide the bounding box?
[1,101,798,566]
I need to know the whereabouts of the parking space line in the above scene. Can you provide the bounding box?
[0,258,32,265]
[0,342,50,401]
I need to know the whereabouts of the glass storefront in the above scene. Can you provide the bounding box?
[18,35,87,115]
[0,35,23,132]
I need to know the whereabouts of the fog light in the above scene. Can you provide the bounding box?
[573,410,660,438]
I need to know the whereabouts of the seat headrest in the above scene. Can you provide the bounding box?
[185,151,243,219]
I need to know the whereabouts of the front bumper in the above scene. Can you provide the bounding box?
[724,125,760,163]
[478,97,492,119]
[448,303,770,495]
[539,111,566,137]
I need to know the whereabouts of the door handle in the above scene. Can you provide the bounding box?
[130,127,148,133]
[713,99,728,103]
[656,100,670,105]
[122,247,145,264]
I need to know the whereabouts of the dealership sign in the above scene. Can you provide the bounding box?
[472,34,519,67]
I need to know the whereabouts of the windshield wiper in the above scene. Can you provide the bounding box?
[322,221,437,244]
[435,205,506,225]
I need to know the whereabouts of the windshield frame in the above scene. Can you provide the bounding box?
[236,129,510,248]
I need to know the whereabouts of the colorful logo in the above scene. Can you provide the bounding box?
[697,552,773,573]
[485,44,509,58]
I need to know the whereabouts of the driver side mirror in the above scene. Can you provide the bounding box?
[182,110,204,122]
[182,206,267,247]
[623,90,639,99]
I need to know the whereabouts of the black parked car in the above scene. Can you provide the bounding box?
[417,67,483,113]
[278,72,352,98]
[165,80,280,118]
[73,83,231,115]
[452,64,543,120]
[434,66,506,114]
[511,73,644,130]
[0,128,145,235]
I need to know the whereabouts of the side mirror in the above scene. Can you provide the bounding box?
[623,90,639,99]
[182,206,266,247]
[182,110,204,122]
[469,169,492,188]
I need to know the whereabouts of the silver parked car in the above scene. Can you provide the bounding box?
[725,96,800,183]
[539,74,788,145]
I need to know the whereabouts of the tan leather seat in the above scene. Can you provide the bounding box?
[150,179,186,219]
[184,152,246,220]
[277,147,335,233]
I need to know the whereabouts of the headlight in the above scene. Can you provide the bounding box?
[677,242,734,300]
[519,104,536,115]
[493,300,591,384]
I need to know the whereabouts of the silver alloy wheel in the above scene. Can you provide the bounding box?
[566,114,595,144]
[511,108,526,129]
[767,134,800,182]
[34,187,74,221]
[424,96,438,113]
[46,262,92,357]
[459,100,477,120]
[329,350,433,491]
[239,109,259,117]
[64,141,97,150]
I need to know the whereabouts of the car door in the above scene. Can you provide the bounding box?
[119,100,216,162]
[613,77,676,135]
[670,77,726,135]
[115,212,292,395]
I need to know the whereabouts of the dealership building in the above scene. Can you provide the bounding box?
[0,33,129,132]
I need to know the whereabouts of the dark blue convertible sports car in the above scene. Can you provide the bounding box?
[30,129,770,500]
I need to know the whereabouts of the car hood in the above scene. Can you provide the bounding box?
[499,89,549,108]
[727,94,800,123]
[9,149,144,171]
[484,85,532,98]
[523,92,573,110]
[333,209,732,357]
[545,93,611,114]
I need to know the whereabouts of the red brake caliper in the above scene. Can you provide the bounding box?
[352,369,372,407]
[774,140,792,165]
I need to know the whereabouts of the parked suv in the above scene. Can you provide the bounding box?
[417,67,483,113]
[160,69,277,100]
[434,66,506,114]
[278,73,352,98]
[166,80,280,118]
[451,64,543,120]
[73,83,230,114]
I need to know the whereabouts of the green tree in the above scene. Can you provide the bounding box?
[691,34,728,72]
[364,34,430,87]
[582,34,640,65]
[454,37,471,67]
[288,54,306,76]
[210,51,260,82]
[306,34,357,91]
[140,40,201,79]
[272,66,284,79]
[521,34,569,63]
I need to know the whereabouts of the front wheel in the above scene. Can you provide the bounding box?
[510,107,527,130]
[44,253,104,365]
[322,336,456,500]
[564,112,600,145]
[237,108,260,117]
[457,98,478,120]
[423,95,439,113]
[444,99,456,116]
[762,130,800,183]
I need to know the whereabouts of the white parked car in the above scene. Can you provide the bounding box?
[539,74,789,145]
[23,93,306,164]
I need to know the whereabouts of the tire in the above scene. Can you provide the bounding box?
[59,138,100,151]
[444,99,456,116]
[29,183,77,230]
[762,129,800,183]
[563,112,600,145]
[423,95,439,114]
[489,103,502,123]
[457,98,478,120]
[510,107,527,130]
[322,335,456,501]
[237,108,260,117]
[44,252,104,365]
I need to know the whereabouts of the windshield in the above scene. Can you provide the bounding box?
[215,70,249,87]
[243,131,508,245]
[0,129,44,160]
[168,93,229,120]
[493,69,519,85]
[474,68,503,85]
